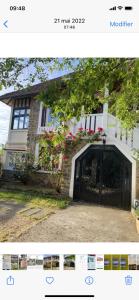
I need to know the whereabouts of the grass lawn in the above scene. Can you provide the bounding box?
[0,189,70,209]
[0,185,71,241]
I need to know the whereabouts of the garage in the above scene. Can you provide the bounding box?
[73,145,132,210]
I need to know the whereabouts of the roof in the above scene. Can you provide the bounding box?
[0,75,68,106]
[0,82,49,102]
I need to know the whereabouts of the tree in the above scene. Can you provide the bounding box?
[37,58,139,129]
[1,58,139,129]
[0,58,74,90]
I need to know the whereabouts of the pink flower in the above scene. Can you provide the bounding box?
[88,129,95,135]
[63,155,68,161]
[66,132,73,139]
[97,127,103,132]
[72,135,76,140]
[78,127,83,131]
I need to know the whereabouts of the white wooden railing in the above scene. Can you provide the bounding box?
[69,113,139,150]
[107,113,139,150]
[38,113,139,150]
[38,125,56,134]
[69,113,104,135]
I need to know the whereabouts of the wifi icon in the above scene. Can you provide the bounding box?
[117,6,123,10]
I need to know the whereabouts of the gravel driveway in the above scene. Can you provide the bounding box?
[16,203,139,242]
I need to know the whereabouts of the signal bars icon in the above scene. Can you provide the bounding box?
[109,6,116,10]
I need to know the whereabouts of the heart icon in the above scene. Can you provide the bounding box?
[45,277,54,284]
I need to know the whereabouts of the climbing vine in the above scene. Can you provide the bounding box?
[38,125,105,171]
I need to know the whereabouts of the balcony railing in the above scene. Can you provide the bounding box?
[38,124,56,134]
[107,113,139,150]
[69,113,104,135]
[38,113,139,150]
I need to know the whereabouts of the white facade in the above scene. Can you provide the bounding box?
[3,101,139,170]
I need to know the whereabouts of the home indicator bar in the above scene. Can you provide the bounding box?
[44,296,95,298]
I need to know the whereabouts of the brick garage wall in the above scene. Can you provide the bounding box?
[61,140,90,196]
[27,98,40,155]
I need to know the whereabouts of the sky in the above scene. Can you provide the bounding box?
[0,63,70,145]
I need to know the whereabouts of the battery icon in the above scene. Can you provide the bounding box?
[125,6,133,10]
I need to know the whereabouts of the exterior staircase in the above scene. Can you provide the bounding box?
[70,112,139,153]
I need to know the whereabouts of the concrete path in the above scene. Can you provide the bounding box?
[17,203,139,242]
[0,201,24,223]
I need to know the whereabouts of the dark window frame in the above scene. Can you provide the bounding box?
[11,107,30,130]
[41,107,47,127]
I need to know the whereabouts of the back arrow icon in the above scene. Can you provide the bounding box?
[3,20,8,28]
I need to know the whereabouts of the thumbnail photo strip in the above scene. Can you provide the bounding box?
[0,58,139,242]
[0,254,139,271]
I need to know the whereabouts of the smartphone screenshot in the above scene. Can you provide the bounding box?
[0,0,139,299]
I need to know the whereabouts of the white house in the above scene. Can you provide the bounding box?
[0,77,139,211]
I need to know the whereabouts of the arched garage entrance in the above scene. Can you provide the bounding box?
[73,145,132,210]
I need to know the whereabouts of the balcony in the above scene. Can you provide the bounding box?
[38,112,139,150]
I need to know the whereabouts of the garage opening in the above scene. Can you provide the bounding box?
[73,145,132,210]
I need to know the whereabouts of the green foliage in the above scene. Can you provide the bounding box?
[1,58,139,129]
[38,125,68,171]
[132,149,139,161]
[37,58,139,129]
[10,152,35,184]
[0,189,70,208]
[38,126,104,170]
[0,58,74,90]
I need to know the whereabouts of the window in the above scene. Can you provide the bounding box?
[47,108,53,123]
[41,107,59,127]
[41,107,47,127]
[47,108,60,127]
[12,108,30,130]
